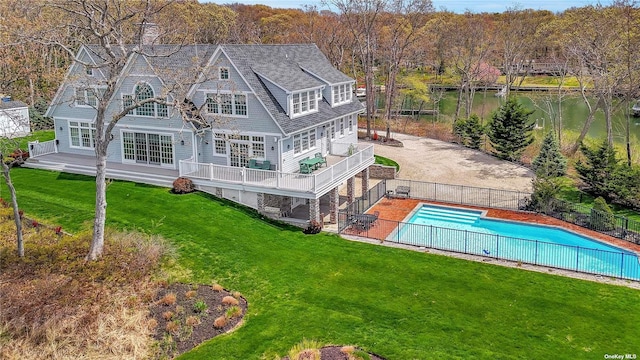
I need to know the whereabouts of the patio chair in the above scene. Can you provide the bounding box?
[300,163,313,174]
[314,152,327,167]
[261,160,271,170]
[248,159,258,168]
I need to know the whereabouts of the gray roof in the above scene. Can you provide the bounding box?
[81,43,362,135]
[0,100,28,110]
[221,44,363,135]
[86,44,216,83]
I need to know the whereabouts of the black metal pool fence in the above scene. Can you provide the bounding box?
[337,213,640,281]
[341,179,640,246]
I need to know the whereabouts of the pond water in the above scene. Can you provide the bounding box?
[389,90,640,146]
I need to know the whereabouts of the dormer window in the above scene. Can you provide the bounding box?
[219,67,229,80]
[291,89,320,118]
[332,83,352,106]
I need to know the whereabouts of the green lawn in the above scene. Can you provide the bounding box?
[374,155,400,171]
[6,168,640,359]
[0,130,55,151]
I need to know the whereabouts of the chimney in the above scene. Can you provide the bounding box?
[141,23,159,46]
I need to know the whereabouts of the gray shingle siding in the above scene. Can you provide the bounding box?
[49,43,362,174]
[221,44,364,135]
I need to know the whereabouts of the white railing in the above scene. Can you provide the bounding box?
[180,144,374,194]
[28,140,57,158]
[330,142,358,156]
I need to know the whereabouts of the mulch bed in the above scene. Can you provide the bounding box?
[148,283,247,358]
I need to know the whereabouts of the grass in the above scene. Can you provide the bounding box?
[4,167,640,359]
[0,130,55,151]
[373,155,399,171]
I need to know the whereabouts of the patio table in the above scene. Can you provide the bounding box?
[300,157,324,170]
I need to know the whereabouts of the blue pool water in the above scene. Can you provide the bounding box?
[394,204,640,280]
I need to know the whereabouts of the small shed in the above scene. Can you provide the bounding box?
[0,96,30,138]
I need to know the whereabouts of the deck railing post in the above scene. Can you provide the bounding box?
[209,163,214,180]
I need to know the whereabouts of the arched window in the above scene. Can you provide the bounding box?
[123,82,168,117]
[135,83,156,116]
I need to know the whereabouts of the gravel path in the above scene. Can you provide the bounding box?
[369,133,534,192]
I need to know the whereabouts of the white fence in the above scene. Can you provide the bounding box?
[28,140,57,158]
[180,144,374,194]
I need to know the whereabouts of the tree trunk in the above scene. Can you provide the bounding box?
[365,67,375,139]
[454,81,465,120]
[604,101,613,147]
[1,159,23,257]
[568,103,600,155]
[87,149,108,260]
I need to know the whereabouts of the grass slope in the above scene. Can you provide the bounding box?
[6,168,640,359]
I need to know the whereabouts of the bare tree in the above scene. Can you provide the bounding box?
[496,7,548,97]
[329,0,386,139]
[0,106,31,257]
[445,12,495,120]
[555,5,632,154]
[378,0,432,137]
[12,0,214,260]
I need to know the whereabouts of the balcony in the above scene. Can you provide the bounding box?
[179,144,374,197]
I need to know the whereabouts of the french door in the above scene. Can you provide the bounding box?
[122,131,174,166]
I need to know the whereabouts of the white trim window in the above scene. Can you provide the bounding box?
[74,87,103,107]
[69,121,96,149]
[332,83,352,106]
[339,117,345,137]
[219,67,229,80]
[293,129,316,155]
[348,117,354,134]
[214,133,265,166]
[214,133,227,155]
[291,89,320,117]
[122,131,174,167]
[122,83,168,118]
[206,93,248,117]
[330,121,336,140]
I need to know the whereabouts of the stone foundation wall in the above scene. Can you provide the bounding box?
[356,164,396,179]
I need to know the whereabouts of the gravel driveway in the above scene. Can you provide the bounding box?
[369,133,534,192]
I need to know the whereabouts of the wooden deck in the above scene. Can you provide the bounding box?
[24,152,178,187]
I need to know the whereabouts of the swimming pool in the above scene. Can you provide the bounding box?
[391,204,640,280]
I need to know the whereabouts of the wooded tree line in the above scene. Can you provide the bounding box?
[2,1,640,132]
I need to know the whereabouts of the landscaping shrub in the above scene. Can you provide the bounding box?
[591,197,616,231]
[221,295,239,306]
[303,220,322,234]
[213,316,227,329]
[172,177,195,194]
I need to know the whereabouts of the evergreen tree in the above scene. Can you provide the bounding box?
[532,131,567,177]
[453,114,484,150]
[575,139,618,199]
[488,97,535,161]
[465,114,484,150]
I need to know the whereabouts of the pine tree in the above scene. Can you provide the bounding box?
[532,131,567,177]
[488,97,535,161]
[575,139,618,199]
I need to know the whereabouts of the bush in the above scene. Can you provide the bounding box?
[172,177,195,194]
[303,220,322,234]
[591,197,616,231]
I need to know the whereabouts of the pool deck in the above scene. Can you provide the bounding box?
[346,197,640,254]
